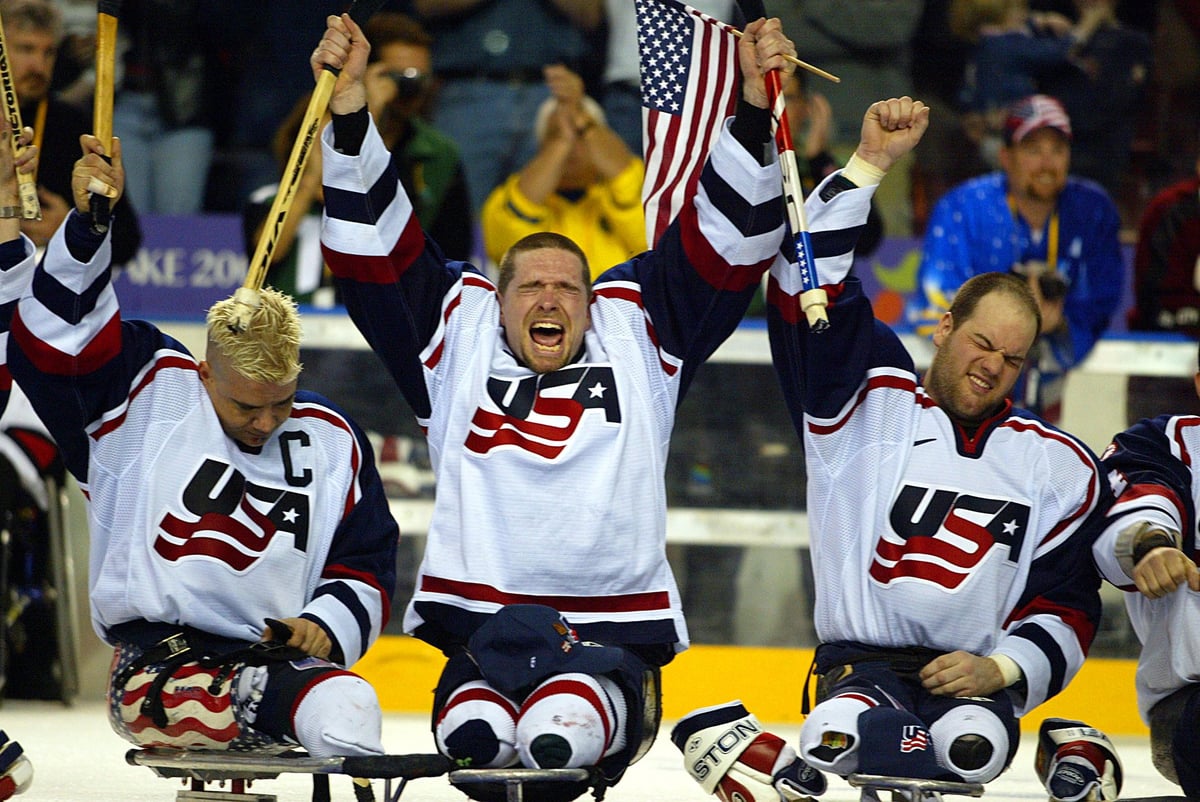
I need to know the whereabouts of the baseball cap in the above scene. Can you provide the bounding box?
[1004,95,1072,145]
[468,604,626,698]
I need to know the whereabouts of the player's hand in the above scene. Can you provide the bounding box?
[314,12,370,115]
[1133,547,1200,598]
[919,650,1006,697]
[738,17,796,110]
[261,616,333,660]
[71,134,124,213]
[854,96,930,174]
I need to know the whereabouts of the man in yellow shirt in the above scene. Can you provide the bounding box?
[481,65,646,279]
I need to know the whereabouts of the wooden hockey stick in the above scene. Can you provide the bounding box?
[0,9,40,219]
[88,0,120,234]
[229,0,387,333]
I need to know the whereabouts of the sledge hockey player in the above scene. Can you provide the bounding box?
[6,132,398,759]
[309,10,874,800]
[761,216,1123,802]
[0,113,39,802]
[1093,347,1200,798]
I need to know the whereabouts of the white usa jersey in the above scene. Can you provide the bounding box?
[767,273,1110,716]
[8,216,398,665]
[319,114,869,660]
[1096,414,1200,721]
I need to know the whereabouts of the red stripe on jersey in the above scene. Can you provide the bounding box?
[292,404,360,516]
[522,677,613,749]
[593,284,678,377]
[1002,419,1099,546]
[323,214,425,283]
[0,363,9,392]
[93,355,199,440]
[1004,596,1096,653]
[11,308,122,375]
[807,374,918,435]
[676,203,769,291]
[1114,482,1186,524]
[420,575,671,614]
[869,557,970,589]
[424,289,464,371]
[322,564,393,629]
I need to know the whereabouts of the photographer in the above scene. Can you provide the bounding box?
[243,12,472,305]
[906,94,1123,422]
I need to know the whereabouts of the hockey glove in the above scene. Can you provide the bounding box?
[672,701,826,801]
[1034,718,1122,802]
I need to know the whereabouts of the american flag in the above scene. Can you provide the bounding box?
[637,0,740,246]
[899,725,930,753]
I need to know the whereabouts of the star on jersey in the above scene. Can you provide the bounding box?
[873,484,1031,590]
[588,382,607,398]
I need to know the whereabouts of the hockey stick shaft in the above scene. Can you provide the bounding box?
[89,0,120,234]
[0,10,39,219]
[765,69,828,331]
[230,0,387,330]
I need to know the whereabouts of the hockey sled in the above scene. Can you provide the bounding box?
[848,773,985,802]
[449,767,592,802]
[127,746,452,802]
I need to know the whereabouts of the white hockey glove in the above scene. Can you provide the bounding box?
[672,701,826,801]
[0,731,32,799]
[1034,718,1122,802]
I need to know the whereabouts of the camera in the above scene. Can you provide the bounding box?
[387,67,429,100]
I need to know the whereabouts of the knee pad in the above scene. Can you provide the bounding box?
[292,672,383,757]
[928,705,1011,783]
[798,693,875,775]
[436,680,520,768]
[516,673,626,769]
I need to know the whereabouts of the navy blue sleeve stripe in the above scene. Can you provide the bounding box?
[314,580,373,656]
[32,261,110,325]
[811,225,864,260]
[1016,622,1068,698]
[323,167,401,226]
[700,169,786,238]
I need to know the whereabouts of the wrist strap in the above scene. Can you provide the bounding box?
[1132,530,1178,564]
[841,153,886,187]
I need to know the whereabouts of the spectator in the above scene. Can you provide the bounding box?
[111,0,218,215]
[1128,154,1200,338]
[907,94,1123,422]
[951,0,1108,167]
[0,0,141,266]
[244,12,473,304]
[1093,347,1200,799]
[480,64,645,279]
[764,0,924,147]
[7,134,398,761]
[412,0,602,217]
[1039,0,1152,198]
[600,0,735,154]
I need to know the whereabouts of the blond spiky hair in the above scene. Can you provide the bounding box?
[205,287,303,384]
